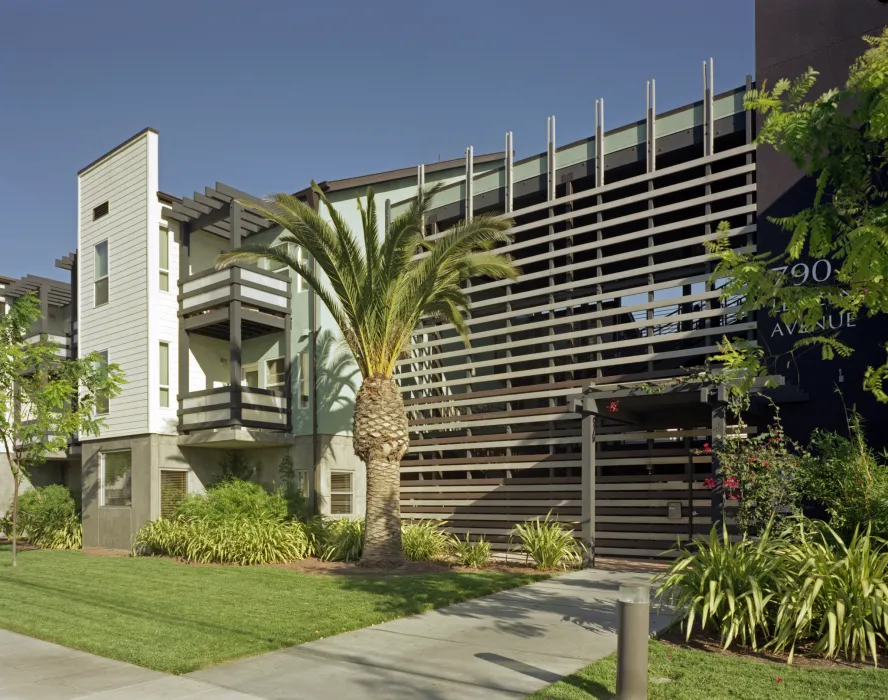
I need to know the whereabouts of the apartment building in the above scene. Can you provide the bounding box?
[3,0,885,555]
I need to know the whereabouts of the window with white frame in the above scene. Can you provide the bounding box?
[266,357,285,390]
[159,342,170,408]
[260,242,290,275]
[330,471,353,515]
[242,363,259,388]
[159,227,170,292]
[94,240,109,306]
[96,350,110,415]
[296,470,309,497]
[101,450,132,507]
[298,351,310,408]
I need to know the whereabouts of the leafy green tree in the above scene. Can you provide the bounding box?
[218,183,516,565]
[0,293,124,565]
[709,28,888,398]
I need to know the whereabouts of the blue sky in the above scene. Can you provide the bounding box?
[0,0,754,279]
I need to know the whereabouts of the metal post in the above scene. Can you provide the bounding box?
[709,385,728,523]
[505,131,514,213]
[384,198,391,234]
[595,100,605,188]
[646,80,656,173]
[465,146,474,221]
[616,584,650,700]
[581,390,597,567]
[547,116,556,201]
[417,164,426,233]
[177,222,190,429]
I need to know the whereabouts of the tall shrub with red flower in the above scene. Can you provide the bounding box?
[700,409,805,533]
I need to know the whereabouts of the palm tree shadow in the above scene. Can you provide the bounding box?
[295,329,359,435]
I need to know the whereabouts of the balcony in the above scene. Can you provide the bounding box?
[179,264,290,339]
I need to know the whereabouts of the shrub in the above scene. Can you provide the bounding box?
[510,512,584,570]
[655,520,787,651]
[704,410,805,533]
[450,534,492,568]
[174,479,287,523]
[801,413,888,539]
[770,520,888,665]
[133,517,311,565]
[401,520,449,562]
[3,485,82,550]
[318,517,364,562]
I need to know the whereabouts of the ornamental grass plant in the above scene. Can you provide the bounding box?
[1,485,82,550]
[401,519,449,562]
[511,511,584,570]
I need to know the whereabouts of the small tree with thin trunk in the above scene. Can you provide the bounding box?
[218,183,517,566]
[0,293,124,565]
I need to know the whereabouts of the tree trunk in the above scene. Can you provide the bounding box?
[11,473,19,567]
[353,373,409,567]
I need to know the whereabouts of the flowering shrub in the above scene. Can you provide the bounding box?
[703,411,805,533]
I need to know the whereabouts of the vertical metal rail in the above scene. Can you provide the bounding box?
[646,80,657,371]
[465,146,474,221]
[546,116,557,441]
[417,164,426,233]
[594,100,605,378]
[703,60,716,327]
[505,131,514,214]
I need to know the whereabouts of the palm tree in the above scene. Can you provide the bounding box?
[217,182,517,566]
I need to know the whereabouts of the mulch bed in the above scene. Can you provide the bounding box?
[273,558,545,577]
[657,624,888,670]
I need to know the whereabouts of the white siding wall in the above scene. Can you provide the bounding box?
[78,131,155,439]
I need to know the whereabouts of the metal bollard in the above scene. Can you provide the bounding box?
[616,584,649,700]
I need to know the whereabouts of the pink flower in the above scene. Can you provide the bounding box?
[606,400,620,413]
[703,477,717,489]
[776,677,783,683]
[763,460,770,468]
[724,476,739,489]
[703,443,711,453]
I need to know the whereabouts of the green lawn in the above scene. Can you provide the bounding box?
[0,546,543,674]
[529,640,888,700]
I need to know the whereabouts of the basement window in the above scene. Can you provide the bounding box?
[160,469,188,518]
[330,471,353,515]
[93,201,109,221]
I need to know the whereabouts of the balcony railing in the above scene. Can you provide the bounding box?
[179,264,290,319]
[178,386,289,432]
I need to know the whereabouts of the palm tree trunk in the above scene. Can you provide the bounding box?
[353,373,409,566]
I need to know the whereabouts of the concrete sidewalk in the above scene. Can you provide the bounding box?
[189,567,670,700]
[0,567,669,699]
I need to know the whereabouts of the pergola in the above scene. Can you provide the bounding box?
[570,374,807,566]
[160,182,273,246]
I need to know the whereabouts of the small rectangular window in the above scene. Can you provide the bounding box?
[260,242,290,275]
[266,357,285,389]
[93,201,109,221]
[299,351,310,408]
[242,363,259,388]
[96,350,110,415]
[159,228,170,292]
[159,342,170,408]
[94,240,109,306]
[296,470,309,497]
[160,469,188,518]
[102,450,132,507]
[330,471,353,515]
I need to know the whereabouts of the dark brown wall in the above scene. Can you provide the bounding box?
[755,0,888,443]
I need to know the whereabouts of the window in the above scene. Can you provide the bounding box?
[159,342,170,408]
[94,240,109,306]
[298,351,310,408]
[330,471,353,515]
[260,242,290,275]
[159,228,170,292]
[93,201,109,221]
[242,363,259,388]
[296,470,309,497]
[266,357,285,390]
[101,450,132,506]
[96,350,110,415]
[160,469,188,518]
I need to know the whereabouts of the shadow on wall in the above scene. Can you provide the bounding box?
[294,330,360,436]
